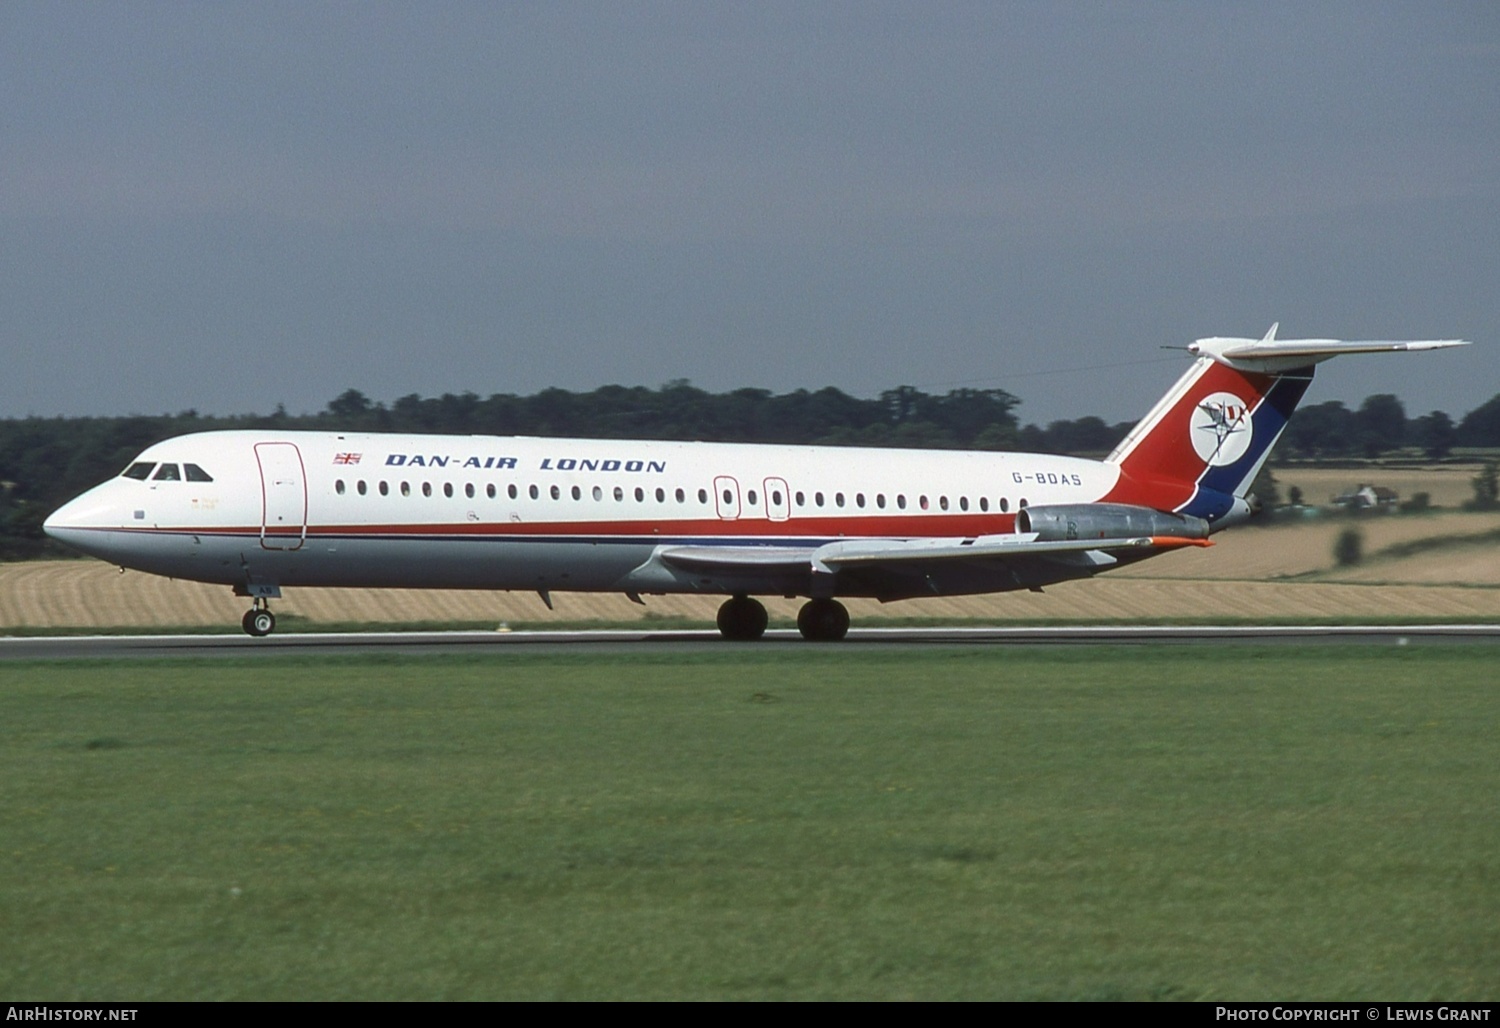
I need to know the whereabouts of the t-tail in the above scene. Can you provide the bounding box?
[1102,325,1469,529]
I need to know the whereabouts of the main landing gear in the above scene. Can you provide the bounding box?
[241,600,276,638]
[796,598,850,642]
[716,594,768,641]
[714,595,851,642]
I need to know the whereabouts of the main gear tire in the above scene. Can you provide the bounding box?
[716,595,768,641]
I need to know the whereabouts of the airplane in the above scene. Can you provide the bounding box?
[43,327,1469,641]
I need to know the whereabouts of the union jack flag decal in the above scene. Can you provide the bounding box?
[333,453,362,465]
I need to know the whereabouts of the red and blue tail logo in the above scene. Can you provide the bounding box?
[1103,357,1313,523]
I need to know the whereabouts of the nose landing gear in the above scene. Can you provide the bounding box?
[241,601,277,638]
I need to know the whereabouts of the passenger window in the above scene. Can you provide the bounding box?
[571,485,581,500]
[465,483,475,499]
[616,486,626,502]
[379,481,389,496]
[422,482,432,497]
[593,486,604,501]
[876,494,886,508]
[445,483,455,498]
[336,480,346,495]
[184,464,214,482]
[152,464,181,481]
[487,484,496,499]
[815,492,824,507]
[747,490,758,505]
[795,491,805,506]
[675,488,685,503]
[1000,497,1009,512]
[357,480,368,496]
[939,496,949,511]
[655,487,665,502]
[835,492,845,507]
[723,489,733,505]
[979,497,989,512]
[122,462,156,480]
[772,490,783,506]
[897,495,906,509]
[1019,498,1029,509]
[959,497,969,511]
[401,482,411,497]
[919,495,929,510]
[698,488,708,504]
[636,487,645,502]
[529,485,539,500]
[550,485,561,500]
[855,493,865,508]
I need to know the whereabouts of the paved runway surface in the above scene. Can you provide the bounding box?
[4,624,1500,660]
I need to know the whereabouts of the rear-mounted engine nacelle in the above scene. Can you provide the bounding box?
[1016,503,1211,542]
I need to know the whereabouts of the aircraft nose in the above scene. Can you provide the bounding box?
[43,488,126,554]
[45,493,91,534]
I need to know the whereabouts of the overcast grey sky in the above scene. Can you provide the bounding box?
[2,2,1495,427]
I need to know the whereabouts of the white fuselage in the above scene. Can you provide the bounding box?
[45,430,1127,600]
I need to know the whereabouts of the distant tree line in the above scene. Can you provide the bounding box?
[3,382,1499,558]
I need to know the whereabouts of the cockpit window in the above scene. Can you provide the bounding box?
[152,464,182,481]
[184,463,214,482]
[122,462,156,481]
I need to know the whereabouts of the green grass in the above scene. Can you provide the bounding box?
[2,646,1497,1000]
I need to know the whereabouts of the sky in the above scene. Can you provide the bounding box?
[2,2,1496,428]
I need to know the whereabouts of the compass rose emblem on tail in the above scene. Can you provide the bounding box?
[1190,393,1254,466]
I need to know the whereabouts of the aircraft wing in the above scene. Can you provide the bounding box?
[656,533,1209,576]
[656,545,821,572]
[809,532,1208,571]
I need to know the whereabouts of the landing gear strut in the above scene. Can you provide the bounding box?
[797,598,850,642]
[716,595,768,641]
[241,600,276,638]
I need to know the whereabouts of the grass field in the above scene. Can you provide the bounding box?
[2,646,1496,1000]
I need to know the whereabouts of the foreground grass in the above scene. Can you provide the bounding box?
[1,646,1496,1000]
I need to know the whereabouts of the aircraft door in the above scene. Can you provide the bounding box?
[255,442,308,551]
[764,477,791,522]
[713,475,741,520]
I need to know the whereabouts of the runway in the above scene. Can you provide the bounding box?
[4,623,1500,660]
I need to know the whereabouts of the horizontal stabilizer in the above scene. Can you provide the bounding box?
[1191,325,1469,373]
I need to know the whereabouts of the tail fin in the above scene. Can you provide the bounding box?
[1104,325,1469,526]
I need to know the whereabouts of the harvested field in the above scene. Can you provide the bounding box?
[1274,463,1483,510]
[1114,510,1500,581]
[8,486,1499,629]
[6,516,1500,632]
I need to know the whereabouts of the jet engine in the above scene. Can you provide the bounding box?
[1016,503,1211,542]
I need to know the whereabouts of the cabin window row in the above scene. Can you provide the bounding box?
[335,479,709,503]
[332,479,1027,513]
[792,491,1016,513]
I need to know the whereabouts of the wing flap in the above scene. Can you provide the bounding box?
[656,545,818,572]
